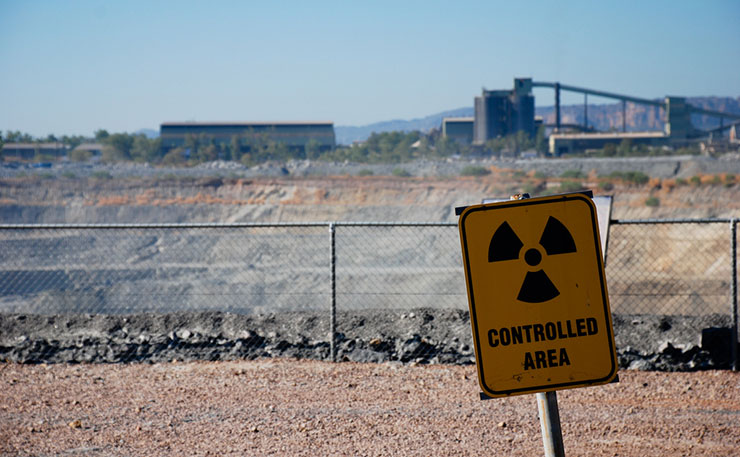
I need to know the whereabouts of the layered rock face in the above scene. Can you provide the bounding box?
[2,156,740,224]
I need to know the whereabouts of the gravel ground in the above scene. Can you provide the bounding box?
[1,359,738,456]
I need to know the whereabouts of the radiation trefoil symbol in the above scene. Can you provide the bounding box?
[488,216,577,303]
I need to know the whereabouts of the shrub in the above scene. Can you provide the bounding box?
[690,175,701,186]
[599,181,614,191]
[559,181,584,193]
[561,169,585,178]
[392,167,411,177]
[645,196,660,207]
[357,169,374,177]
[522,183,544,196]
[61,171,77,179]
[69,148,92,162]
[162,148,186,166]
[625,171,649,185]
[675,177,687,186]
[533,170,548,179]
[157,173,179,182]
[460,165,491,177]
[91,170,112,180]
[609,171,649,185]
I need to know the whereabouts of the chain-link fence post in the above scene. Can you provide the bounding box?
[732,219,738,371]
[329,222,337,363]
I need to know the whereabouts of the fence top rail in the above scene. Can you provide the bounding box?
[611,218,738,225]
[0,221,459,230]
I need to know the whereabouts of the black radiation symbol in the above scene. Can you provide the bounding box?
[488,216,577,303]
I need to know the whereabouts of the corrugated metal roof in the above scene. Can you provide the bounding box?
[73,143,104,150]
[2,143,70,149]
[550,131,667,140]
[161,121,334,127]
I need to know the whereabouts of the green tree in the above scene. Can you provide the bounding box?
[61,135,86,150]
[435,136,460,157]
[162,148,186,165]
[534,125,547,155]
[131,135,161,163]
[102,133,134,160]
[5,130,34,142]
[602,143,617,157]
[94,129,110,142]
[617,139,633,156]
[69,148,92,162]
[230,135,242,162]
[198,143,218,162]
[305,138,321,160]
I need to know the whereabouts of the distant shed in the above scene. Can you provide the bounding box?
[1,142,70,160]
[442,117,474,144]
[160,122,336,154]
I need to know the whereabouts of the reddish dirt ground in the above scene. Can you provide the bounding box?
[2,360,739,456]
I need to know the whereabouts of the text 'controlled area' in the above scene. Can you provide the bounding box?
[487,317,599,370]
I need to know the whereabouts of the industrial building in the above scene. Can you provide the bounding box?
[0,142,70,160]
[444,77,740,155]
[441,117,474,144]
[548,131,668,156]
[473,78,535,144]
[160,122,336,154]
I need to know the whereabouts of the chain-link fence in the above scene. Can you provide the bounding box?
[0,220,737,368]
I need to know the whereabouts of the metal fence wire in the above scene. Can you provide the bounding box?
[606,221,730,316]
[0,220,737,368]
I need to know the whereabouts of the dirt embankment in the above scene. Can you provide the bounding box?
[2,158,740,224]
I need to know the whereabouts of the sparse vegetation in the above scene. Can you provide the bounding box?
[460,165,491,177]
[357,169,374,177]
[594,141,700,158]
[609,171,649,185]
[392,167,411,177]
[69,148,92,162]
[91,170,112,180]
[522,182,545,196]
[645,196,660,207]
[561,169,585,178]
[599,181,614,191]
[558,181,584,193]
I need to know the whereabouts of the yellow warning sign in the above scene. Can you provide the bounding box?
[458,193,617,398]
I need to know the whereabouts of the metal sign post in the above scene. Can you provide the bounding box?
[536,391,565,457]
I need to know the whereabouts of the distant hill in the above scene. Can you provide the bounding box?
[335,107,472,145]
[536,97,740,132]
[335,96,740,144]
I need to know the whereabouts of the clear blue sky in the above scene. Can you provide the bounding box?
[1,0,739,137]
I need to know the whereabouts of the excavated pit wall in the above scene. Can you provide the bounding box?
[1,156,739,369]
